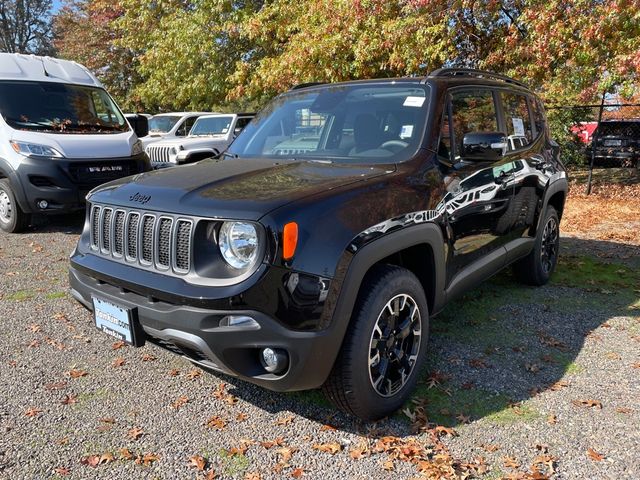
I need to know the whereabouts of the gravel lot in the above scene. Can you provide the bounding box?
[0,206,639,480]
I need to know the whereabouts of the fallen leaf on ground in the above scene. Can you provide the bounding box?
[275,414,294,426]
[480,444,500,452]
[54,466,70,476]
[615,407,633,414]
[135,453,159,466]
[503,456,521,469]
[573,399,603,409]
[260,437,285,449]
[236,412,248,422]
[168,369,180,376]
[127,426,144,440]
[68,368,87,378]
[312,442,342,454]
[188,455,206,471]
[171,395,189,410]
[186,369,201,380]
[141,353,156,362]
[547,414,558,424]
[112,357,125,367]
[25,407,42,417]
[291,467,304,478]
[45,381,67,391]
[111,341,126,350]
[587,448,605,461]
[119,448,134,460]
[245,473,261,480]
[61,394,77,405]
[205,416,227,430]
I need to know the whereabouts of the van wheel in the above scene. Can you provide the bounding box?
[0,179,30,233]
[323,265,428,420]
[513,205,560,286]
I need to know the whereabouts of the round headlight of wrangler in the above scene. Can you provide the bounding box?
[219,221,259,269]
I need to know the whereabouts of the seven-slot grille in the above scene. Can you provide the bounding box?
[90,204,193,273]
[146,145,175,163]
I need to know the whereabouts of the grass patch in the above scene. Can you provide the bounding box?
[74,388,111,408]
[288,388,332,409]
[45,291,67,300]
[408,383,538,427]
[5,290,35,301]
[218,449,249,477]
[432,276,534,348]
[553,255,640,293]
[565,362,584,375]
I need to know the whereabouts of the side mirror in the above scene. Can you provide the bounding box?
[233,127,243,137]
[461,132,507,161]
[125,114,149,138]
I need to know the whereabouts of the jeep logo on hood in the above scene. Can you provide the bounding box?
[129,192,151,205]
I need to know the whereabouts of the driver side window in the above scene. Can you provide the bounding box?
[450,89,498,160]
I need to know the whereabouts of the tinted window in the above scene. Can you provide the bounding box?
[0,81,128,134]
[177,116,198,136]
[502,92,533,150]
[530,98,545,137]
[450,89,498,159]
[229,84,430,163]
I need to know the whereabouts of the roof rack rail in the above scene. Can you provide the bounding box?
[290,82,327,90]
[428,68,528,88]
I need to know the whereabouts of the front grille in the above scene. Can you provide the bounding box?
[146,145,174,163]
[90,204,193,274]
[68,161,138,187]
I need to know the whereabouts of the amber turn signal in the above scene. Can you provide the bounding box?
[283,222,298,260]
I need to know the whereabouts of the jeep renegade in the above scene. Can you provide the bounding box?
[69,69,568,420]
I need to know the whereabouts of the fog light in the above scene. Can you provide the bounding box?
[219,315,260,329]
[37,200,48,210]
[260,347,288,374]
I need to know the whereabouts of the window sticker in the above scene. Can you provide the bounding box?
[400,125,414,138]
[222,127,228,133]
[512,117,525,136]
[403,96,426,107]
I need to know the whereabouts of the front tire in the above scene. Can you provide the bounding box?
[0,179,30,233]
[513,205,560,286]
[323,265,429,420]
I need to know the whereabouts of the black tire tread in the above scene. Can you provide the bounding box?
[0,178,30,233]
[513,205,559,286]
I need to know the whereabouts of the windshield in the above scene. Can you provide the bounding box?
[0,81,128,134]
[228,83,430,163]
[190,116,233,136]
[149,115,181,134]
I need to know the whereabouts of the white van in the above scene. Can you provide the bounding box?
[0,53,150,233]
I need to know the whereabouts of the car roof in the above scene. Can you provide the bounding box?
[0,53,101,87]
[290,69,536,96]
[153,112,216,117]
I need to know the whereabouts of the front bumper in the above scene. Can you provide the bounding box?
[68,262,340,392]
[12,153,150,214]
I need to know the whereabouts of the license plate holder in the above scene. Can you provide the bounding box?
[604,139,622,147]
[92,296,144,347]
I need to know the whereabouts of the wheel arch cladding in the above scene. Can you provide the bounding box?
[547,190,566,220]
[324,222,446,333]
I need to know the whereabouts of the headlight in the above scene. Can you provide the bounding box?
[219,221,259,269]
[10,141,63,158]
[131,139,143,156]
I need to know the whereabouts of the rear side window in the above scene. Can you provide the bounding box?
[530,98,546,137]
[501,92,533,150]
[450,89,499,160]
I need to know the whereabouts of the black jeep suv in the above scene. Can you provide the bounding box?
[69,69,567,420]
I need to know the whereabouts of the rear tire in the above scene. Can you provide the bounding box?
[323,265,429,420]
[0,179,30,233]
[513,205,560,286]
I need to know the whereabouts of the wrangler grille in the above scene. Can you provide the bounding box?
[146,145,175,163]
[90,204,193,273]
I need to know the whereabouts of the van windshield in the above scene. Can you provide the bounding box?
[0,81,128,134]
[228,83,430,164]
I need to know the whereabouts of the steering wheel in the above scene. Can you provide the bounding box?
[381,140,409,153]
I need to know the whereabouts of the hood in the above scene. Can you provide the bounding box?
[88,157,395,220]
[9,130,136,159]
[149,135,230,150]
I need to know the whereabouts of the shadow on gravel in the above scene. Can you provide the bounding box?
[26,211,85,235]
[214,237,640,436]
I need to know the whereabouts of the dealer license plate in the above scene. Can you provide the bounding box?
[93,296,136,345]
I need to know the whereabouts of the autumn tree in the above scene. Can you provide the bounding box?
[0,0,54,54]
[54,0,143,110]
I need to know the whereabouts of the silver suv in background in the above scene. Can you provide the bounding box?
[146,113,254,168]
[141,111,214,149]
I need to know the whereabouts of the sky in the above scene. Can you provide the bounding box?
[51,0,63,14]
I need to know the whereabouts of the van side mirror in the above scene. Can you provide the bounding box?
[126,114,149,138]
[461,132,507,161]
